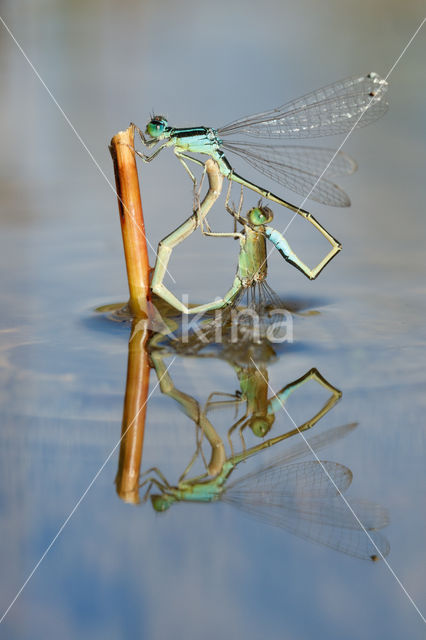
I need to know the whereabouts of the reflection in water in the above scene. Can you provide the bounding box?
[113,323,390,561]
[115,323,151,503]
[204,363,342,451]
[144,423,389,561]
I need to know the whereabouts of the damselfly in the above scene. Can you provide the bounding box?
[205,366,341,449]
[147,350,389,560]
[132,72,388,220]
[151,161,341,316]
[142,420,389,561]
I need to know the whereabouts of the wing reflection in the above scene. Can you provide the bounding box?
[125,344,391,562]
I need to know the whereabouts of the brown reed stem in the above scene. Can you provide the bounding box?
[110,126,150,317]
[115,322,151,503]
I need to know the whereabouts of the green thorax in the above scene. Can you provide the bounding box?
[238,366,270,416]
[172,459,235,503]
[238,227,268,285]
[170,127,223,155]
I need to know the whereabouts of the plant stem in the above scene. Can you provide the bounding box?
[110,125,150,317]
[115,322,150,503]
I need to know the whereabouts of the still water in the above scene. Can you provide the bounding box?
[0,1,425,638]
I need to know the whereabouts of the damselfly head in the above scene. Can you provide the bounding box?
[248,206,274,227]
[146,115,169,139]
[151,493,175,511]
[249,414,275,438]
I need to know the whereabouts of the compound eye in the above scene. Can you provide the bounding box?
[248,208,263,226]
[261,207,273,224]
[248,207,273,226]
[146,117,167,138]
[151,494,173,511]
[154,115,168,129]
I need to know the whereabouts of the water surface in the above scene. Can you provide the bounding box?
[0,1,425,638]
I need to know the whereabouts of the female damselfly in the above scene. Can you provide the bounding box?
[151,160,341,315]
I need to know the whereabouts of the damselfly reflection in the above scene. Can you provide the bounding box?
[147,350,389,560]
[142,421,389,562]
[205,365,341,453]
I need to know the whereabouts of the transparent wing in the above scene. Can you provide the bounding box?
[222,143,357,177]
[274,423,358,465]
[224,491,389,529]
[226,460,353,498]
[218,72,388,139]
[227,422,358,490]
[226,499,390,560]
[222,141,352,206]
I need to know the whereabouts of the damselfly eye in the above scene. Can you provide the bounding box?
[151,494,173,511]
[248,206,274,226]
[146,116,168,138]
[249,415,274,437]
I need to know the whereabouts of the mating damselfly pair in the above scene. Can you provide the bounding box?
[145,350,390,561]
[133,72,388,314]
